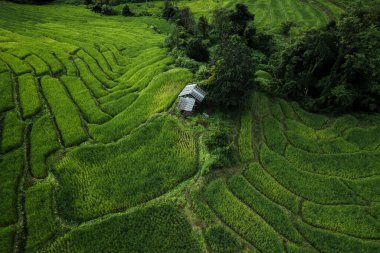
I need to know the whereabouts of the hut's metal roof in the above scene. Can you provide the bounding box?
[178,84,207,102]
[178,97,196,112]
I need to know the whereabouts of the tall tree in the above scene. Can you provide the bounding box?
[207,36,255,109]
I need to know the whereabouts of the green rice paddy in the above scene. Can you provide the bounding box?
[0,1,378,252]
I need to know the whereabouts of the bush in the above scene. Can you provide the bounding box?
[203,122,237,170]
[101,4,118,15]
[185,38,209,62]
[122,4,134,16]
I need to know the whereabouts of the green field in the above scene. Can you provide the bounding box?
[126,0,345,33]
[1,1,379,252]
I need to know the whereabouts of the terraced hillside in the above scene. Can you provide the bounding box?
[128,0,344,33]
[1,1,379,253]
[197,92,380,252]
[0,2,201,252]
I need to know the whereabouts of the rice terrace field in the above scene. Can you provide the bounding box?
[0,0,379,252]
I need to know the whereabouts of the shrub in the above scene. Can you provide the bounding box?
[280,21,294,36]
[122,4,134,16]
[101,4,118,15]
[185,38,209,62]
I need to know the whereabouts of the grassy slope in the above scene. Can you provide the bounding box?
[0,1,378,253]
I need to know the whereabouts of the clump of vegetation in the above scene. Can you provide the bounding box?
[164,3,272,109]
[203,120,237,171]
[273,5,380,113]
[122,4,134,16]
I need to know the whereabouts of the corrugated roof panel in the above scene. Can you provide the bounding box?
[178,84,207,102]
[178,97,196,111]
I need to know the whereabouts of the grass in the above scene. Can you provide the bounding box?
[262,116,288,154]
[18,73,42,119]
[0,72,14,112]
[25,181,60,251]
[101,92,139,116]
[89,68,192,143]
[40,76,87,147]
[285,145,380,178]
[205,179,285,252]
[30,115,60,178]
[60,75,111,124]
[25,55,50,76]
[0,2,378,252]
[55,115,197,221]
[46,204,202,253]
[0,52,30,75]
[302,201,380,238]
[0,149,23,227]
[228,175,304,244]
[73,57,109,98]
[243,163,300,213]
[238,110,254,162]
[0,111,25,153]
[205,225,242,253]
[0,225,16,253]
[296,220,380,253]
[260,144,364,205]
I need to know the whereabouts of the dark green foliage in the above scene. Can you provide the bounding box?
[203,121,237,170]
[162,0,177,21]
[176,7,195,31]
[229,3,254,36]
[207,35,255,108]
[9,0,53,4]
[101,4,118,15]
[122,4,134,16]
[196,16,209,38]
[185,38,209,62]
[46,204,202,252]
[205,225,242,253]
[274,6,380,112]
[280,21,294,36]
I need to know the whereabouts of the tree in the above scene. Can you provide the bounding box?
[229,3,254,36]
[274,5,380,112]
[162,0,177,21]
[197,16,209,38]
[207,36,255,109]
[122,4,134,17]
[176,7,195,32]
[211,8,232,41]
[185,38,209,62]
